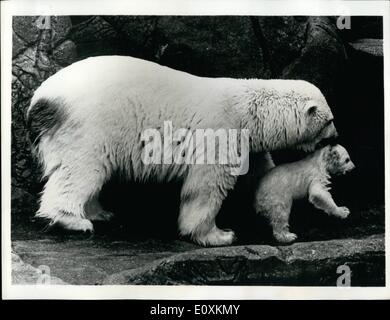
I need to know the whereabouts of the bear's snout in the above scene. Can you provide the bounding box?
[347,162,356,172]
[326,122,338,140]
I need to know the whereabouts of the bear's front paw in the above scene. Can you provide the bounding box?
[194,227,236,247]
[274,231,297,244]
[334,206,350,219]
[56,217,94,233]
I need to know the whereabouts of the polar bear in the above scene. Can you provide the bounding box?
[254,144,355,244]
[27,55,337,246]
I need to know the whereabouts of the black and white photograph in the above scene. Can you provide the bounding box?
[1,0,390,300]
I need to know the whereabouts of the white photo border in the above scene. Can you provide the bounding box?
[2,0,390,300]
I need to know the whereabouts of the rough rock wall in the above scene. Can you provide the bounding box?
[69,15,346,99]
[12,16,77,215]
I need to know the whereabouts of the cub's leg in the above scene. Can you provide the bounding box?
[178,165,237,246]
[37,160,108,232]
[308,182,350,219]
[262,202,297,244]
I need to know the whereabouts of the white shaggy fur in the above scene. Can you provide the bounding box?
[254,144,355,244]
[28,55,337,246]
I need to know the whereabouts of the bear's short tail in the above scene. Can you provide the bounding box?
[26,98,67,150]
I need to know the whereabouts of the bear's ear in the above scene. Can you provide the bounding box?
[306,105,318,116]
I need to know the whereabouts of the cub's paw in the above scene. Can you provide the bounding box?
[274,231,297,244]
[334,206,350,219]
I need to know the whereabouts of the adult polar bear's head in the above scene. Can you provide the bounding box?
[235,79,337,153]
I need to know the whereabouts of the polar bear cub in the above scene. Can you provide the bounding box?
[254,144,355,244]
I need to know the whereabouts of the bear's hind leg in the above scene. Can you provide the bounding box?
[37,162,107,232]
[178,166,237,247]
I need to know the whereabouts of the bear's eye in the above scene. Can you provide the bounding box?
[326,119,334,126]
[345,158,350,163]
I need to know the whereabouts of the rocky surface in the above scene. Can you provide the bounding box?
[13,238,197,285]
[12,16,77,203]
[12,252,67,285]
[12,234,384,286]
[280,17,347,102]
[70,16,264,78]
[11,204,385,286]
[104,235,384,286]
[349,38,383,57]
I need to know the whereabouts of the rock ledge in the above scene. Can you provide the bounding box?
[103,235,384,286]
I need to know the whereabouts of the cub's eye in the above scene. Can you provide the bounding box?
[345,158,350,163]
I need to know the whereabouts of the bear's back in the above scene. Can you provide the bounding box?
[29,56,244,127]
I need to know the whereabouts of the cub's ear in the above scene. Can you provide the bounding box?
[325,145,340,164]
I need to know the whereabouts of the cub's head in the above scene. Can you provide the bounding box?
[322,144,355,175]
